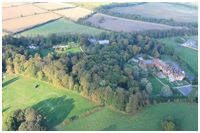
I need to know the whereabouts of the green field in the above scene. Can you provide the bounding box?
[56,47,81,54]
[159,37,198,76]
[2,75,198,131]
[19,18,106,36]
[2,75,97,130]
[59,103,198,131]
[148,76,163,95]
[70,2,111,10]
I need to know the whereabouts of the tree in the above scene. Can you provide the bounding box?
[161,116,177,131]
[145,82,153,94]
[125,94,138,113]
[140,78,148,90]
[160,85,173,97]
[10,108,47,131]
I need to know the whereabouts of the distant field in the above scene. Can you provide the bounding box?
[159,37,198,75]
[34,2,75,10]
[85,13,181,32]
[3,13,60,33]
[55,7,92,21]
[20,18,106,36]
[70,2,111,10]
[59,103,198,131]
[3,4,47,20]
[109,2,197,22]
[2,2,27,8]
[2,75,97,130]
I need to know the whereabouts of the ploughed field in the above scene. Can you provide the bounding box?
[85,13,181,32]
[54,7,92,21]
[3,13,60,33]
[109,2,198,22]
[19,18,106,36]
[33,2,75,10]
[3,75,198,131]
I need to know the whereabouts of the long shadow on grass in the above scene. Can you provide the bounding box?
[101,124,117,131]
[32,95,74,130]
[2,77,19,87]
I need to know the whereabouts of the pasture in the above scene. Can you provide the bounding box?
[70,2,111,10]
[2,75,97,130]
[85,13,181,32]
[109,2,198,22]
[20,18,106,36]
[159,37,198,76]
[147,76,163,95]
[55,7,92,21]
[3,13,60,33]
[59,103,198,131]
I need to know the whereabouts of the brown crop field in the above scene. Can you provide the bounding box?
[109,3,197,22]
[2,2,27,8]
[54,7,92,21]
[3,13,61,33]
[85,13,181,32]
[34,2,75,10]
[3,4,47,20]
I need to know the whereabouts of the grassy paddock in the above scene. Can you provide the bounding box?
[60,102,198,131]
[2,75,97,130]
[19,18,106,36]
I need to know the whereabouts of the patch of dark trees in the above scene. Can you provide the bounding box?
[2,32,197,114]
[4,108,47,131]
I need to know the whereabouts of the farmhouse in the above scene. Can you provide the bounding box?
[89,38,110,45]
[53,45,69,49]
[138,57,154,69]
[153,58,185,81]
[29,45,38,49]
[182,40,198,50]
[136,57,185,81]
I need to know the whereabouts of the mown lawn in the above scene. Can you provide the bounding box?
[60,102,198,131]
[147,76,163,95]
[2,75,97,130]
[19,18,106,36]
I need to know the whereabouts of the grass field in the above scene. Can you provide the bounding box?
[70,2,111,10]
[2,75,97,130]
[59,103,198,131]
[159,37,198,76]
[2,75,197,131]
[19,18,106,36]
[147,76,163,95]
[110,2,197,22]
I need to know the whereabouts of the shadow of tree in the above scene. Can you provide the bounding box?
[31,96,74,129]
[3,76,19,87]
[101,124,117,131]
[2,107,10,113]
